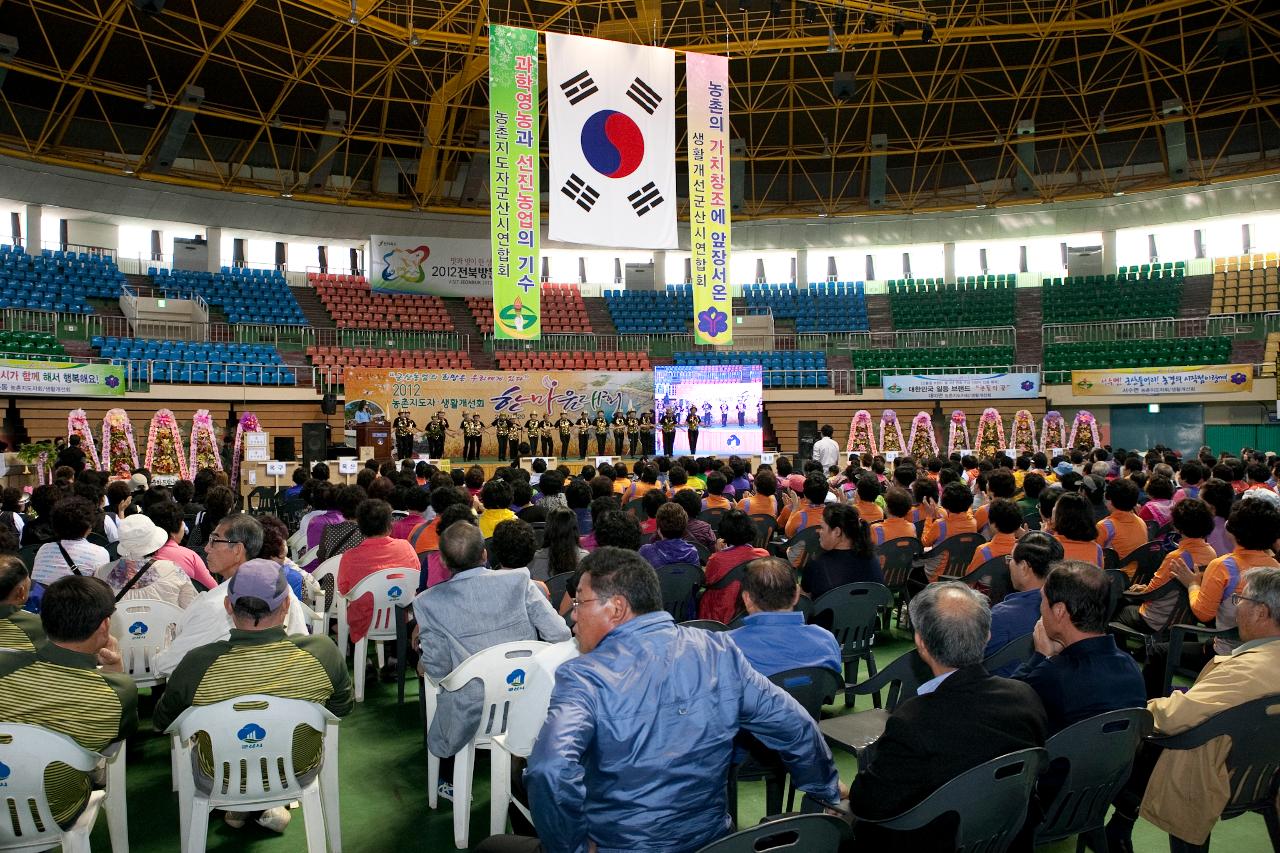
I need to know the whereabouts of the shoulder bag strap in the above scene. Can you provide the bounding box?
[57,541,82,576]
[113,558,156,602]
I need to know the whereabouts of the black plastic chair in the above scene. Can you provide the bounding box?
[1162,623,1238,697]
[1104,568,1129,620]
[1109,582,1193,655]
[749,514,778,549]
[545,571,575,624]
[786,526,824,571]
[693,542,711,566]
[693,814,850,853]
[1117,540,1168,586]
[1147,693,1280,850]
[624,497,646,520]
[698,508,728,532]
[680,619,730,631]
[809,582,893,708]
[818,649,932,767]
[17,544,37,572]
[246,486,278,516]
[924,533,983,581]
[656,562,704,620]
[877,536,923,627]
[1023,510,1042,531]
[393,602,414,705]
[1034,707,1154,851]
[981,632,1034,674]
[1103,547,1120,572]
[849,748,1048,853]
[956,555,1014,605]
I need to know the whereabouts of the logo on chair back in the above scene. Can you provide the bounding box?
[128,621,149,637]
[0,760,9,786]
[387,585,403,601]
[506,669,526,692]
[237,723,267,748]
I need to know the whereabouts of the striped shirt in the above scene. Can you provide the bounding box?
[0,602,46,651]
[32,538,110,586]
[152,626,353,778]
[0,643,137,826]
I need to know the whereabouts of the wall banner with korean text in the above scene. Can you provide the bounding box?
[882,372,1042,401]
[0,358,125,396]
[490,25,542,339]
[368,234,491,296]
[687,52,732,345]
[1071,364,1255,396]
[341,368,653,459]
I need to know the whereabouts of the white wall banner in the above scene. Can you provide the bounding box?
[546,33,678,249]
[369,234,492,295]
[883,372,1042,400]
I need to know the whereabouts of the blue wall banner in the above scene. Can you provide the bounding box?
[883,372,1041,401]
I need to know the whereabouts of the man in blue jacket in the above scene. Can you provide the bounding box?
[478,547,842,853]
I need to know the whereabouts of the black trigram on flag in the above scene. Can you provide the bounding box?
[561,174,601,212]
[626,77,662,115]
[628,182,664,216]
[559,70,598,105]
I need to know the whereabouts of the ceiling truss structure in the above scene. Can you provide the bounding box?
[0,0,1275,218]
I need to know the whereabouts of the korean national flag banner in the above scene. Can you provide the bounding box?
[547,32,678,249]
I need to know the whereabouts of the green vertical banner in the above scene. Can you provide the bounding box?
[490,25,541,340]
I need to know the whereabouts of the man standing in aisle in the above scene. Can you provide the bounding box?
[686,407,702,455]
[557,412,573,459]
[575,411,591,459]
[593,410,609,456]
[493,412,512,462]
[625,409,640,457]
[393,410,418,462]
[660,408,678,457]
[611,410,627,457]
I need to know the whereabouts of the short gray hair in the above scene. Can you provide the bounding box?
[439,522,485,572]
[218,513,263,561]
[908,583,992,668]
[1091,461,1110,478]
[1244,567,1280,623]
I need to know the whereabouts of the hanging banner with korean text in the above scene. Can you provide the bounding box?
[0,358,125,397]
[1071,364,1255,396]
[687,52,732,345]
[489,25,542,339]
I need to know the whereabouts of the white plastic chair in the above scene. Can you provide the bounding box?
[297,545,319,568]
[0,723,127,853]
[336,567,415,702]
[309,555,343,637]
[488,640,580,836]
[166,694,340,853]
[422,641,550,849]
[287,524,310,562]
[111,598,184,689]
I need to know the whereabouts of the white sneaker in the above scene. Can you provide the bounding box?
[223,811,247,829]
[437,782,454,803]
[256,807,292,833]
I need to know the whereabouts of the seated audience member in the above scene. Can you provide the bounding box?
[391,486,431,541]
[700,510,769,623]
[317,484,369,564]
[1138,475,1176,528]
[257,515,313,604]
[701,472,733,511]
[303,482,342,553]
[852,474,885,524]
[414,523,570,763]
[477,479,517,538]
[1096,477,1149,579]
[637,489,666,536]
[187,485,236,552]
[966,498,1024,573]
[1199,477,1235,556]
[920,481,978,549]
[420,505,478,591]
[94,514,196,608]
[153,560,352,835]
[1011,561,1145,733]
[871,487,917,545]
[738,470,781,518]
[1051,492,1106,567]
[565,478,593,535]
[512,480,547,524]
[283,466,308,499]
[145,499,217,591]
[802,503,883,600]
[537,470,568,510]
[973,470,1017,532]
[631,465,663,501]
[672,488,717,553]
[579,496,616,551]
[21,484,59,548]
[638,503,701,570]
[1172,461,1205,504]
[1108,567,1280,851]
[0,576,137,827]
[1018,472,1047,517]
[781,475,832,538]
[0,486,28,541]
[337,499,419,646]
[0,554,45,650]
[32,497,111,586]
[590,508,642,551]
[528,508,587,583]
[477,548,839,853]
[730,557,841,676]
[984,532,1063,673]
[490,518,546,594]
[1117,498,1218,636]
[102,480,132,543]
[154,514,310,678]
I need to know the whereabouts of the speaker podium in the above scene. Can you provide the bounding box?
[355,422,392,461]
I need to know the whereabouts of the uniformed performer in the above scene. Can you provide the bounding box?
[524,414,542,458]
[425,414,444,459]
[720,401,730,428]
[593,410,609,456]
[461,414,482,461]
[611,410,627,457]
[556,413,573,458]
[392,410,417,461]
[660,408,678,457]
[575,412,591,458]
[538,415,554,457]
[625,409,640,457]
[702,402,714,425]
[639,409,656,457]
[736,399,747,428]
[492,413,512,461]
[686,408,702,455]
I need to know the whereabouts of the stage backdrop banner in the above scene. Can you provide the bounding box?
[0,358,125,397]
[1071,364,1254,396]
[687,51,732,346]
[368,234,491,296]
[883,372,1041,401]
[547,33,678,249]
[342,368,653,459]
[489,25,541,340]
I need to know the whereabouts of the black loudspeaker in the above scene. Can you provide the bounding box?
[273,436,295,461]
[321,393,338,416]
[302,423,329,467]
[797,419,818,459]
[833,71,858,102]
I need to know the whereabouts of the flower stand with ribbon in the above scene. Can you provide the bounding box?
[947,410,972,456]
[846,410,877,456]
[975,408,1007,460]
[101,408,139,480]
[188,409,223,474]
[1011,410,1038,455]
[1068,410,1099,450]
[879,410,906,454]
[145,409,189,481]
[66,408,101,470]
[232,411,262,487]
[1042,411,1067,455]
[908,411,939,459]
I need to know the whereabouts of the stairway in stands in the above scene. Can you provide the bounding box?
[292,285,335,328]
[1179,274,1214,318]
[864,293,892,334]
[583,296,617,337]
[1014,288,1043,365]
[443,299,493,369]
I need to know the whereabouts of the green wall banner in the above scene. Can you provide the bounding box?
[490,25,541,340]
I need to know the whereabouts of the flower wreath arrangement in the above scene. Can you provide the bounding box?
[1068,410,1099,450]
[17,441,56,483]
[66,408,101,470]
[947,410,972,455]
[1041,411,1066,454]
[878,410,906,454]
[144,409,188,480]
[188,409,223,474]
[231,411,262,486]
[975,408,1007,460]
[907,411,939,459]
[1010,410,1038,455]
[101,408,139,479]
[846,410,877,455]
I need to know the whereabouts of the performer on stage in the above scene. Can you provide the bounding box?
[593,410,609,456]
[640,409,656,457]
[393,410,417,461]
[736,399,747,428]
[625,409,640,457]
[461,414,482,461]
[524,414,542,458]
[660,408,677,456]
[575,411,591,458]
[702,401,713,425]
[539,414,555,457]
[557,412,573,458]
[425,413,444,458]
[492,412,512,461]
[611,410,626,457]
[720,401,730,428]
[686,408,702,455]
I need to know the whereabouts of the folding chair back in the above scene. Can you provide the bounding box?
[926,533,983,581]
[0,723,102,849]
[693,814,850,853]
[656,562,704,620]
[111,598,184,688]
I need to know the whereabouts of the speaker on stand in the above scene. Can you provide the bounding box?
[796,419,818,464]
[302,423,330,468]
[273,436,296,462]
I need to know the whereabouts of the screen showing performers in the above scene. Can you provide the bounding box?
[653,365,763,456]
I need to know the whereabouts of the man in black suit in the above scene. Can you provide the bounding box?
[1011,560,1146,734]
[848,583,1048,851]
